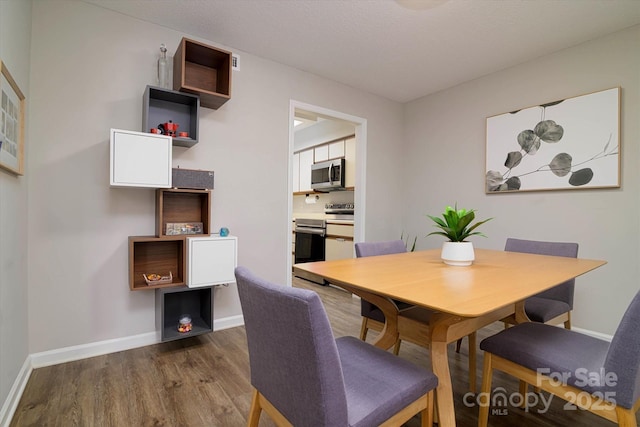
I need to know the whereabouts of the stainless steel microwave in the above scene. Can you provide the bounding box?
[311,158,345,192]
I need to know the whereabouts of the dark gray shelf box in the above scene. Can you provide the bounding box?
[143,85,200,148]
[155,286,213,342]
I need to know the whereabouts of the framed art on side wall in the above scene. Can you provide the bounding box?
[486,87,620,193]
[0,60,25,176]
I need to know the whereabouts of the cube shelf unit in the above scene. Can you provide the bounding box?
[156,188,211,237]
[173,37,232,110]
[156,286,213,342]
[142,85,200,148]
[128,236,186,291]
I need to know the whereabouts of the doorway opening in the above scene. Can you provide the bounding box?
[287,100,367,286]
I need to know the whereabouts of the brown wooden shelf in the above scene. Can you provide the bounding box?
[156,188,211,237]
[128,236,186,290]
[173,37,232,110]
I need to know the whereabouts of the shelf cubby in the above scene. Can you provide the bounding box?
[142,85,200,148]
[156,286,213,342]
[155,188,211,238]
[173,37,232,110]
[128,236,186,290]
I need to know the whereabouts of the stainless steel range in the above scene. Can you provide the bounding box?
[324,202,354,219]
[293,218,327,284]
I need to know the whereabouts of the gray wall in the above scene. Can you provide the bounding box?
[26,0,406,354]
[0,0,31,415]
[403,25,640,335]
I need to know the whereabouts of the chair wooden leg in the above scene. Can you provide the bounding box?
[615,406,637,427]
[421,390,434,427]
[359,318,369,341]
[247,388,262,427]
[478,353,493,427]
[518,380,529,408]
[468,332,477,393]
[564,311,572,329]
[393,339,402,355]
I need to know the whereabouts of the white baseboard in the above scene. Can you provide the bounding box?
[214,314,244,331]
[30,331,160,369]
[0,357,32,427]
[572,326,613,342]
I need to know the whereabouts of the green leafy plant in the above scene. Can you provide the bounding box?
[427,204,492,242]
[400,232,417,252]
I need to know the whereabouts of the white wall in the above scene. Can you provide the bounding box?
[0,0,31,418]
[403,25,640,335]
[26,1,405,353]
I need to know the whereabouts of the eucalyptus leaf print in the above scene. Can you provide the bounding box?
[485,88,620,192]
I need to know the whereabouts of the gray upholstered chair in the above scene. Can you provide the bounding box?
[235,266,438,427]
[355,240,477,392]
[479,290,640,427]
[504,238,579,328]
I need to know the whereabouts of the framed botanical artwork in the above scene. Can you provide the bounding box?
[0,60,25,176]
[486,87,620,193]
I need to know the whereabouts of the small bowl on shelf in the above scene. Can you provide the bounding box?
[143,271,173,286]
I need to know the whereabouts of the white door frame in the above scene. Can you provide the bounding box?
[287,100,367,286]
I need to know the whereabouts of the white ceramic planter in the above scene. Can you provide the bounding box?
[441,241,475,266]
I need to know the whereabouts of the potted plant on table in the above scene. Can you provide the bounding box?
[427,204,492,266]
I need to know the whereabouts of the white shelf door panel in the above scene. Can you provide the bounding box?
[187,236,238,288]
[110,128,172,188]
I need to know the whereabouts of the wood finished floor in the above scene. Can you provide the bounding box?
[10,276,638,426]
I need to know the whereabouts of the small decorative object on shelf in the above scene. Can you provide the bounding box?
[157,43,169,89]
[143,271,173,286]
[219,227,229,237]
[166,222,203,235]
[178,315,192,333]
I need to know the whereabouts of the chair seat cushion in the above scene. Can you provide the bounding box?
[481,323,612,396]
[525,297,571,323]
[363,300,414,323]
[336,336,438,427]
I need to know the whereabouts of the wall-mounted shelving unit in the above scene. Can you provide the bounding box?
[128,235,186,290]
[155,188,211,237]
[156,286,213,342]
[173,37,232,110]
[142,85,200,148]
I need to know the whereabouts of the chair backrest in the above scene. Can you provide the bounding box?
[234,267,349,426]
[355,240,407,258]
[504,238,579,307]
[355,240,407,318]
[603,290,640,409]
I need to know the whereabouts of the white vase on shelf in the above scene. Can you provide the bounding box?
[441,241,475,266]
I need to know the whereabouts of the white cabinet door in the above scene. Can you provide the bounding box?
[328,140,345,159]
[298,148,314,192]
[345,136,356,188]
[110,128,172,188]
[314,144,329,162]
[292,152,300,193]
[325,237,354,261]
[187,235,238,288]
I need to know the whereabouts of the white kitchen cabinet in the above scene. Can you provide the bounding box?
[345,136,356,188]
[298,148,314,192]
[292,152,300,193]
[325,222,354,261]
[328,140,345,159]
[325,237,354,261]
[110,128,172,188]
[314,144,329,162]
[187,235,238,288]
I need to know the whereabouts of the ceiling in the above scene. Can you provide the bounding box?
[82,0,640,103]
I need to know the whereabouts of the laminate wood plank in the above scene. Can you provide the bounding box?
[9,276,635,427]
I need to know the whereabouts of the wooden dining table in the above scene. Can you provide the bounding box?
[293,248,606,427]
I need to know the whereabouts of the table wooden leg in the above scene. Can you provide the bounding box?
[431,339,456,427]
[342,285,399,351]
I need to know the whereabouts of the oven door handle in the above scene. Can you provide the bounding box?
[295,227,326,236]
